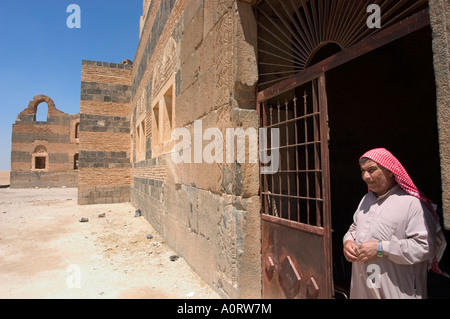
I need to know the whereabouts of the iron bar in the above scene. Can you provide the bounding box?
[257,0,428,89]
[289,0,315,53]
[277,102,283,218]
[262,141,321,151]
[334,0,368,46]
[258,36,307,65]
[293,95,301,223]
[258,5,310,62]
[270,104,276,216]
[279,0,314,57]
[285,99,291,220]
[263,111,320,128]
[312,79,322,228]
[303,91,310,224]
[260,191,324,202]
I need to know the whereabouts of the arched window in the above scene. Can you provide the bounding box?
[35,102,48,122]
[75,122,80,139]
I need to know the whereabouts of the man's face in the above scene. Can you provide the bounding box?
[360,160,395,197]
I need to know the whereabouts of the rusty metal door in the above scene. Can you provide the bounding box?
[258,74,332,299]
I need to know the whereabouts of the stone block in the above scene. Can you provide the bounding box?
[199,26,215,75]
[164,182,198,231]
[179,47,200,94]
[230,108,259,197]
[180,0,204,64]
[176,67,216,127]
[234,1,258,89]
[235,195,261,298]
[197,189,222,240]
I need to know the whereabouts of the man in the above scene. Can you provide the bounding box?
[343,148,446,299]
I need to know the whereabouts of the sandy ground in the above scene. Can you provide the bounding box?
[0,187,221,299]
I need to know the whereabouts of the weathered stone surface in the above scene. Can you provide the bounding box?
[77,61,132,205]
[430,0,450,229]
[130,0,261,298]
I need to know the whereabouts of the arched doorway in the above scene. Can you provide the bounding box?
[327,24,441,296]
[256,0,443,298]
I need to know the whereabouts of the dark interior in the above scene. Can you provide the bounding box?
[325,25,449,297]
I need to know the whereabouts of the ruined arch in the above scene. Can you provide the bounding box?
[15,95,64,123]
[35,100,48,122]
[28,95,56,120]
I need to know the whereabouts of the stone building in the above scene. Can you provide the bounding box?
[14,0,449,299]
[10,94,79,188]
[79,0,450,298]
[80,0,450,299]
[77,60,133,205]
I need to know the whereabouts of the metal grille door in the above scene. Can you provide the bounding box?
[259,74,332,299]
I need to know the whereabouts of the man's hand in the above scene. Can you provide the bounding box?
[356,241,378,262]
[343,240,358,262]
[344,240,379,263]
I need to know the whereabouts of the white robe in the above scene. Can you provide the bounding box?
[343,184,436,299]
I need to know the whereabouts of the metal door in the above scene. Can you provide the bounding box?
[258,73,332,299]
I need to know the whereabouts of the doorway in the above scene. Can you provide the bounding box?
[256,0,445,298]
[327,25,443,295]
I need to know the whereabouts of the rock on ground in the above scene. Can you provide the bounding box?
[0,187,221,299]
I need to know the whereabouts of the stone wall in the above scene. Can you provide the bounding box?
[430,0,450,230]
[10,171,77,188]
[130,0,261,298]
[65,0,450,298]
[78,60,133,205]
[10,95,79,188]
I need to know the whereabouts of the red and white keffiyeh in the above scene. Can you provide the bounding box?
[361,148,448,276]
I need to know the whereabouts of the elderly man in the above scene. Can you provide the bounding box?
[343,148,446,299]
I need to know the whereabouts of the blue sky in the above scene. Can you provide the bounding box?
[0,0,142,170]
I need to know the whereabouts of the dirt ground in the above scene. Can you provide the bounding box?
[0,187,221,299]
